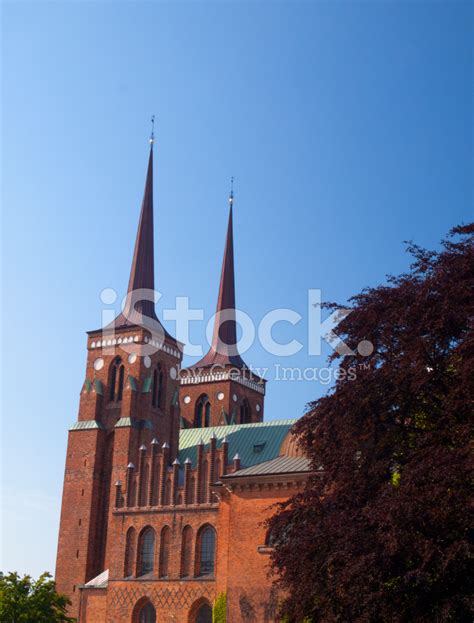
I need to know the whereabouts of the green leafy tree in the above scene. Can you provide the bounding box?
[0,572,75,623]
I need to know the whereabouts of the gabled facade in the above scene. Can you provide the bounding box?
[55,140,308,623]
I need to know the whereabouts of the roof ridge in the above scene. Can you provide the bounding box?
[179,417,298,435]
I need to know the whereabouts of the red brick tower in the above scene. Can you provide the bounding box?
[55,139,182,618]
[180,189,265,428]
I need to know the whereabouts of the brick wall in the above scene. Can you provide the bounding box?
[79,589,107,621]
[180,375,265,428]
[56,328,183,620]
[221,481,303,623]
[55,427,107,615]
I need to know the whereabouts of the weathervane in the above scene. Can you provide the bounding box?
[229,176,234,205]
[149,115,155,145]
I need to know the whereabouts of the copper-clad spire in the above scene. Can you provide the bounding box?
[191,184,246,369]
[127,145,155,296]
[113,140,159,328]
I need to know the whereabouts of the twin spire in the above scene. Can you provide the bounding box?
[190,197,246,369]
[113,143,158,328]
[114,136,245,369]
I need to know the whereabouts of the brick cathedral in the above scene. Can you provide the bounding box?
[55,139,309,623]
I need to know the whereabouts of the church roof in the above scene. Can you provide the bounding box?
[222,455,311,478]
[178,419,298,468]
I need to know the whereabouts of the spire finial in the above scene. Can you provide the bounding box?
[229,176,234,205]
[149,114,155,146]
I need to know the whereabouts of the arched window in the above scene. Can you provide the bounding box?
[195,394,211,427]
[196,525,216,577]
[117,364,125,401]
[180,525,193,578]
[137,527,155,577]
[138,601,156,623]
[109,359,118,401]
[159,525,171,578]
[240,398,251,424]
[152,364,164,408]
[109,357,125,402]
[189,599,212,623]
[124,527,136,577]
[196,603,212,623]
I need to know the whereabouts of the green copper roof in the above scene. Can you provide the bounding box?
[178,419,298,469]
[69,420,105,431]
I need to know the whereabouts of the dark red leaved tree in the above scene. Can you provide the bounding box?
[268,224,474,623]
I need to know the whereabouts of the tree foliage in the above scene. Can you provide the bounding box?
[268,224,474,622]
[0,572,75,623]
[213,592,227,622]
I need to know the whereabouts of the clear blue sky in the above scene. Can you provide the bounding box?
[1,1,472,578]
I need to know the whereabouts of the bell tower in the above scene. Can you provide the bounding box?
[180,188,265,428]
[55,135,182,618]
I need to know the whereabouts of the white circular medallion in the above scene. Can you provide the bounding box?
[256,404,261,412]
[144,356,152,368]
[183,395,191,405]
[93,358,104,371]
[128,353,137,364]
[217,391,224,401]
[169,366,177,380]
[232,394,238,402]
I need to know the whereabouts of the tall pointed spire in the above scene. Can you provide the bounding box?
[191,183,246,369]
[112,139,159,328]
[126,145,155,305]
